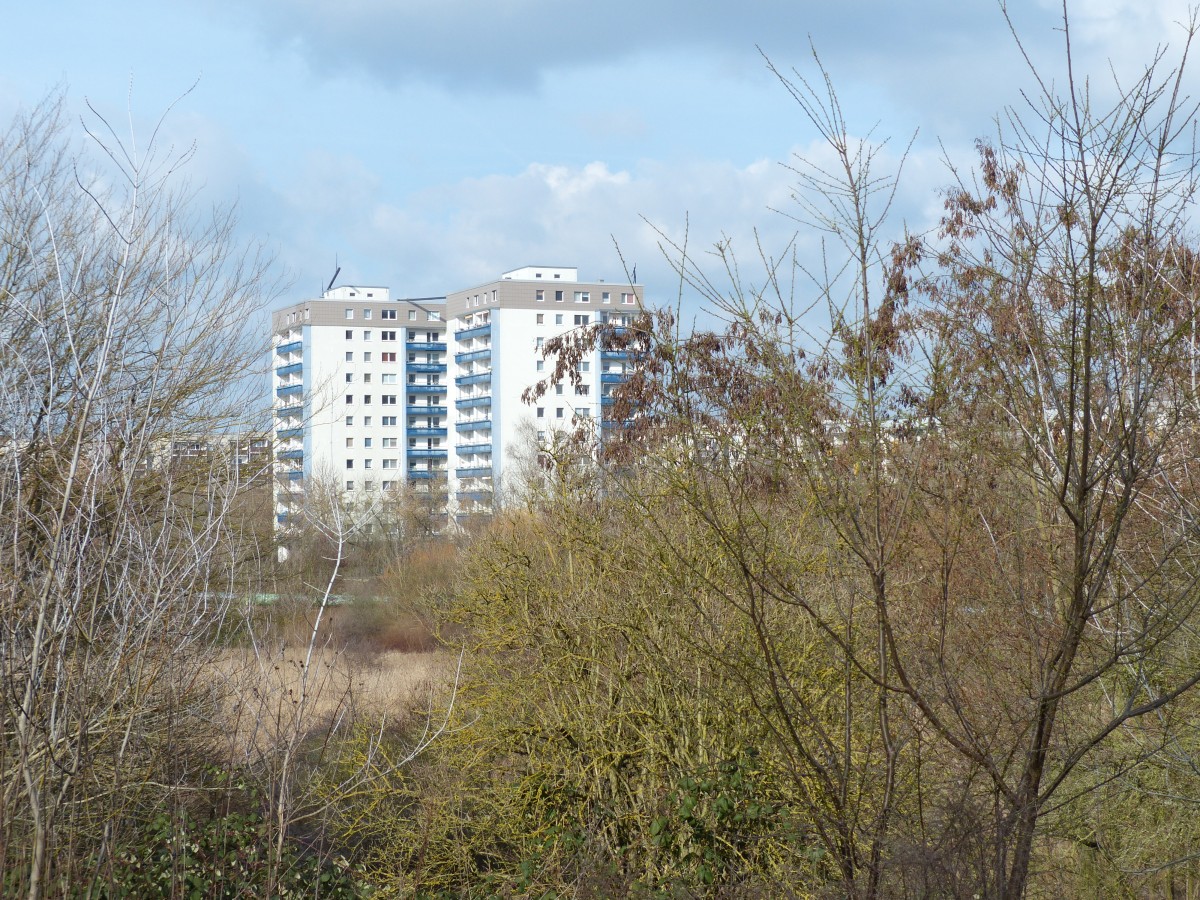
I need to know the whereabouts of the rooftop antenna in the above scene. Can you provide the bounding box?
[632,264,637,283]
[325,257,341,294]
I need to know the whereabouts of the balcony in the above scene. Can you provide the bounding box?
[406,384,445,395]
[406,427,448,438]
[277,449,304,460]
[457,442,492,455]
[275,362,303,378]
[600,350,629,361]
[275,340,302,356]
[455,323,491,341]
[407,362,446,374]
[601,395,615,407]
[456,466,493,479]
[276,405,302,418]
[276,513,289,525]
[408,470,447,481]
[406,341,446,354]
[455,395,491,410]
[601,373,627,384]
[276,384,303,398]
[408,448,448,460]
[285,471,303,481]
[455,372,491,387]
[276,428,303,440]
[455,419,492,432]
[455,348,492,364]
[406,405,447,417]
[456,490,494,503]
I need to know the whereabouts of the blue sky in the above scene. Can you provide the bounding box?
[3,1,1196,320]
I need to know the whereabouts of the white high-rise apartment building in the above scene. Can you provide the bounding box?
[271,286,448,536]
[447,266,642,513]
[270,268,643,539]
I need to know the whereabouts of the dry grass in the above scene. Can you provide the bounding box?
[214,645,451,760]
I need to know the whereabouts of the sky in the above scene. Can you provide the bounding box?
[3,1,1197,325]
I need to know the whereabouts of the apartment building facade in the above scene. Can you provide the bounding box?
[271,268,642,543]
[272,286,448,539]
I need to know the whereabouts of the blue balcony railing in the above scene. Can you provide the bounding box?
[275,362,303,377]
[285,471,303,481]
[455,348,492,364]
[601,373,627,384]
[601,395,615,406]
[276,384,303,398]
[407,362,446,374]
[457,442,492,455]
[276,428,303,440]
[406,384,445,395]
[276,405,302,418]
[406,341,446,354]
[455,419,492,432]
[276,513,289,524]
[275,340,302,356]
[406,427,447,438]
[455,323,491,341]
[277,449,304,460]
[456,466,493,479]
[455,372,491,387]
[455,395,491,410]
[600,350,629,361]
[406,405,447,417]
[408,448,448,460]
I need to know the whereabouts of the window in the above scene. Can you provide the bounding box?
[381,308,396,320]
[574,314,590,326]
[408,310,417,321]
[581,361,591,372]
[345,437,354,448]
[364,480,375,491]
[382,331,397,341]
[363,373,372,384]
[555,290,564,302]
[345,480,354,491]
[382,352,396,362]
[363,352,372,362]
[556,383,564,395]
[364,459,373,469]
[345,416,354,426]
[536,360,545,372]
[578,408,591,417]
[345,329,353,339]
[602,291,611,303]
[382,373,397,384]
[536,337,544,350]
[382,395,397,405]
[382,458,398,469]
[345,351,353,362]
[363,309,372,320]
[346,459,354,469]
[345,309,354,319]
[556,407,564,419]
[536,313,544,324]
[576,385,590,396]
[536,289,545,302]
[537,407,545,418]
[382,481,394,491]
[555,313,563,325]
[363,395,372,404]
[428,311,440,320]
[574,291,590,303]
[382,437,398,448]
[382,416,397,426]
[622,292,635,305]
[363,416,372,426]
[346,373,353,383]
[363,437,372,448]
[363,330,372,340]
[345,394,353,404]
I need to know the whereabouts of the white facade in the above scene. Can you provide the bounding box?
[272,287,448,536]
[446,266,643,515]
[271,268,643,540]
